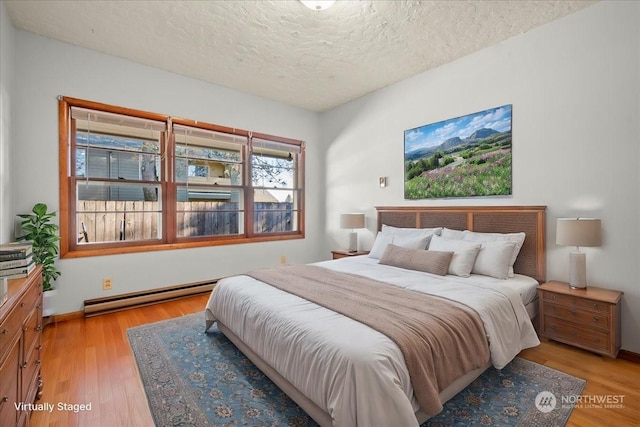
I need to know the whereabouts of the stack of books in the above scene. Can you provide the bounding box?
[0,242,35,279]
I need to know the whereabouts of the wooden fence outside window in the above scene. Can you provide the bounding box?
[77,201,293,243]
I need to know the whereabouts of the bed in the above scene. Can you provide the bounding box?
[205,205,546,427]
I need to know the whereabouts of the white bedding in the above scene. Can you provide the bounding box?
[205,256,540,427]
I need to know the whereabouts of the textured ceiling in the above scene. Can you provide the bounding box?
[5,0,595,112]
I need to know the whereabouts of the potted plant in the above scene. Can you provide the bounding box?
[17,203,61,292]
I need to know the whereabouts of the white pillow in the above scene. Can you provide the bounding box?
[381,225,442,239]
[471,240,517,279]
[369,232,394,259]
[428,235,480,277]
[369,226,442,259]
[441,227,465,239]
[460,230,526,277]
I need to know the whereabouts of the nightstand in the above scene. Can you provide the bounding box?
[538,281,623,357]
[331,250,369,260]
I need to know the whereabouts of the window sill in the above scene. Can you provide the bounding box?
[61,233,305,258]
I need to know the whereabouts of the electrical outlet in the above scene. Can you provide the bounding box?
[280,256,286,265]
[102,278,112,290]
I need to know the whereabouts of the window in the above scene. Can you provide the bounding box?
[71,107,165,245]
[173,124,245,238]
[251,138,302,234]
[59,97,305,257]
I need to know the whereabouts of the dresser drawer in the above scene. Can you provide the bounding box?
[21,340,41,405]
[5,282,41,336]
[543,291,610,314]
[0,308,22,362]
[543,316,610,352]
[0,341,20,427]
[544,303,610,330]
[23,307,42,358]
[20,280,41,315]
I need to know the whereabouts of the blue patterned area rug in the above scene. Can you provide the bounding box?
[127,313,585,426]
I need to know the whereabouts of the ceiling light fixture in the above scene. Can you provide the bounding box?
[300,0,335,11]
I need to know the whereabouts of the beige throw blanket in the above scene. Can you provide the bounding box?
[247,264,490,416]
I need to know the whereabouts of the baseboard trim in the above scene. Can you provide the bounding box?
[83,279,216,317]
[44,311,84,327]
[618,349,640,364]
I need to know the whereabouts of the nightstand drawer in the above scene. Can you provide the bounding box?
[544,304,610,330]
[543,316,610,352]
[543,292,610,314]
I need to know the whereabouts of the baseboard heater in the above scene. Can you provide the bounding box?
[83,279,217,317]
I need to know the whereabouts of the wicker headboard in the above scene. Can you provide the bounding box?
[375,206,546,283]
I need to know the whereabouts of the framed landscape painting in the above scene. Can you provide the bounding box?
[404,104,512,199]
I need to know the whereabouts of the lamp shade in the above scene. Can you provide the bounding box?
[556,218,601,247]
[340,213,365,230]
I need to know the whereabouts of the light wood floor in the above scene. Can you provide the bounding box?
[30,294,639,427]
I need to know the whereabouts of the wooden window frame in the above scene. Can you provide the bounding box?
[59,96,305,258]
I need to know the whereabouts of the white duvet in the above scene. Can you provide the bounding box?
[205,256,540,427]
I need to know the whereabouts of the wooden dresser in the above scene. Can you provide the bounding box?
[538,280,622,357]
[0,265,43,427]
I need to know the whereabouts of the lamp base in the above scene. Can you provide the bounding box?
[348,232,358,252]
[569,251,587,289]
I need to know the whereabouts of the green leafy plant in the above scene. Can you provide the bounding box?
[17,203,61,291]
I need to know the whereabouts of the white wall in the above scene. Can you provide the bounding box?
[0,1,15,243]
[10,30,323,315]
[321,1,640,352]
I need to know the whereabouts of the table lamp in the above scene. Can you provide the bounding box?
[340,213,365,252]
[556,218,601,289]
